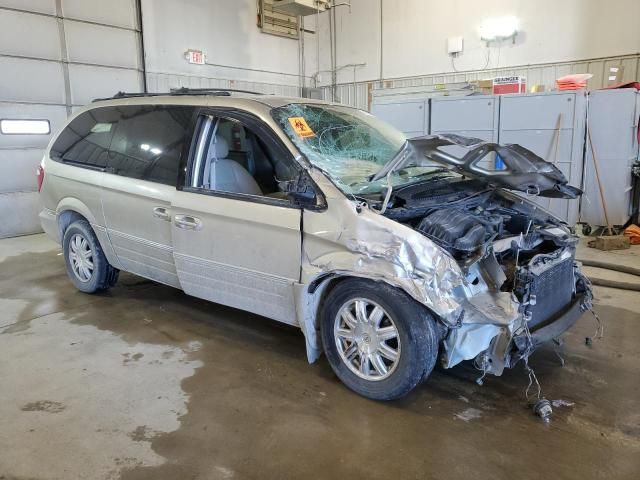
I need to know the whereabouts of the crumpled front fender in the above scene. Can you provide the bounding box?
[297,173,466,361]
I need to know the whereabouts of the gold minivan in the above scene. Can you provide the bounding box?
[39,90,592,400]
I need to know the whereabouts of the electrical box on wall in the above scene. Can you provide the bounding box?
[447,36,464,55]
[273,0,328,16]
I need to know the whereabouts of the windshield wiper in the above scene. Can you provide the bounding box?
[398,167,451,178]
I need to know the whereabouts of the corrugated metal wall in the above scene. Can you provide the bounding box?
[0,0,143,238]
[322,53,640,110]
[146,72,301,97]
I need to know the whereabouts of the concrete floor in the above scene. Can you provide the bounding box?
[1,234,639,480]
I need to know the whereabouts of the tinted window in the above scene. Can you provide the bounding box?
[107,105,195,186]
[51,107,119,169]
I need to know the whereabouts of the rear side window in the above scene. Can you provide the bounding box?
[51,107,118,169]
[107,105,195,186]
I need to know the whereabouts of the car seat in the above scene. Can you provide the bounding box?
[208,135,262,196]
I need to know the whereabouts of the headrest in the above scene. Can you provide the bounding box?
[210,135,229,160]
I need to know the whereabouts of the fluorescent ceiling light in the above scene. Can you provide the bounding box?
[479,16,519,41]
[140,144,150,151]
[0,119,50,135]
[150,148,162,155]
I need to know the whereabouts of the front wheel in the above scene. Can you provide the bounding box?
[320,279,439,400]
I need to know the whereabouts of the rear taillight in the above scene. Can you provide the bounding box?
[36,163,45,192]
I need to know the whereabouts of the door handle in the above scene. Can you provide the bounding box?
[174,214,203,231]
[153,206,171,221]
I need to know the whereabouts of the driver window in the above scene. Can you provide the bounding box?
[195,116,299,200]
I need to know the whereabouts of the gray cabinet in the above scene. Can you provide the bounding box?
[370,99,429,138]
[430,95,500,171]
[498,91,588,225]
[581,89,640,227]
[430,95,499,143]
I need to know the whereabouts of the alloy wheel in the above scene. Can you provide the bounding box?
[68,233,94,282]
[334,298,401,381]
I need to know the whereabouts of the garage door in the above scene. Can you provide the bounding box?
[0,0,143,238]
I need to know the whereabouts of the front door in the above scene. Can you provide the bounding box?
[171,112,303,324]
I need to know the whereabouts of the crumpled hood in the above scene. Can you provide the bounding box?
[404,134,582,199]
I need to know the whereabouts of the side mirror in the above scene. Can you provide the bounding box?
[283,172,319,208]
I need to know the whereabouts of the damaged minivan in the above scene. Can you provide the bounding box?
[39,91,592,400]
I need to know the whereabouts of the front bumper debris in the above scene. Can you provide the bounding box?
[516,291,591,351]
[442,272,593,376]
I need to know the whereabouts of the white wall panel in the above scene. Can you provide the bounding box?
[68,64,141,104]
[61,0,137,29]
[0,0,55,15]
[141,0,300,86]
[0,191,42,238]
[0,10,61,60]
[64,20,139,68]
[0,57,65,104]
[0,150,43,193]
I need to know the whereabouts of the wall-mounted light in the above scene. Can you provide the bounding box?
[478,16,519,42]
[0,119,50,135]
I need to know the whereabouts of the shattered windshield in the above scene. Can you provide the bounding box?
[272,103,451,196]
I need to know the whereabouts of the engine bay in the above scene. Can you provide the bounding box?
[383,177,579,313]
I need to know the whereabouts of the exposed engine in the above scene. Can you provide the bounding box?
[415,206,505,259]
[383,177,585,345]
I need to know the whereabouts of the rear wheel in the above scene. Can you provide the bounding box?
[62,220,118,293]
[320,279,438,400]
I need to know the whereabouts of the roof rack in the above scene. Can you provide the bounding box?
[170,87,263,95]
[92,87,264,103]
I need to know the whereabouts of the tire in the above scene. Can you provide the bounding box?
[62,220,119,293]
[320,278,439,401]
[582,224,592,236]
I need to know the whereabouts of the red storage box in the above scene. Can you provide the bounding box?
[492,76,526,94]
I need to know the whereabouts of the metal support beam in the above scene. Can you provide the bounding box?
[54,0,72,115]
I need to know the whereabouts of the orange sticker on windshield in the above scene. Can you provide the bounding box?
[288,117,315,138]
